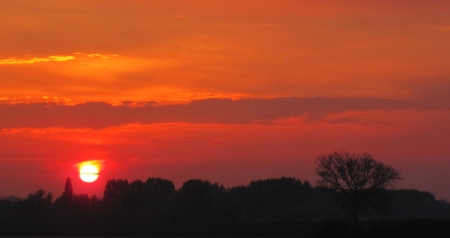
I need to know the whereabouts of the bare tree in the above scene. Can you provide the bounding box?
[315,151,402,223]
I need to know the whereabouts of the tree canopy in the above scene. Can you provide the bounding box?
[315,151,403,222]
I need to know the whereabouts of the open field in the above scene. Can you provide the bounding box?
[1,219,450,237]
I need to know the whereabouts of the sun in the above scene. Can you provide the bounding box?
[79,164,99,183]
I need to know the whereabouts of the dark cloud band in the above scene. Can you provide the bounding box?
[0,97,447,129]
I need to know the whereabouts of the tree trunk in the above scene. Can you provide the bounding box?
[352,202,360,224]
[353,209,359,224]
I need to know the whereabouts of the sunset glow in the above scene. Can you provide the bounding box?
[0,1,450,201]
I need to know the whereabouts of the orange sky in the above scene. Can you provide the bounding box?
[1,1,450,200]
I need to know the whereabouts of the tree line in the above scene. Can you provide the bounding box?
[1,151,449,224]
[0,176,449,223]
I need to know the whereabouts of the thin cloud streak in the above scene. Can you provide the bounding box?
[0,53,118,65]
[0,55,75,65]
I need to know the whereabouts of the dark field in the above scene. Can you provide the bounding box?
[1,219,450,237]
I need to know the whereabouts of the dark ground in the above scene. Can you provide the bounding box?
[1,219,450,237]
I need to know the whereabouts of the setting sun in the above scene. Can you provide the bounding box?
[79,164,99,183]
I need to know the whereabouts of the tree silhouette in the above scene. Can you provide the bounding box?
[145,177,175,195]
[2,175,450,236]
[140,178,177,222]
[179,179,224,220]
[62,177,73,206]
[103,179,130,200]
[15,189,53,221]
[315,151,402,223]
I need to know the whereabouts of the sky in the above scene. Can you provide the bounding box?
[1,0,450,200]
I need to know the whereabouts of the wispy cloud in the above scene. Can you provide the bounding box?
[0,53,119,65]
[0,55,74,65]
[427,25,450,31]
[73,53,119,59]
